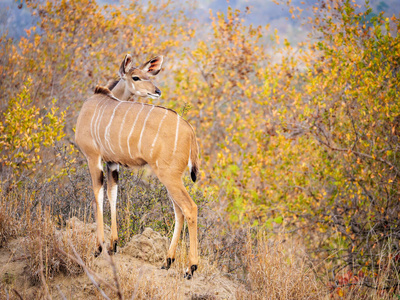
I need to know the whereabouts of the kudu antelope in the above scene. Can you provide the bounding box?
[75,54,200,278]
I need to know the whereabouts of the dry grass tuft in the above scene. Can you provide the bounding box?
[236,233,327,300]
[0,202,20,247]
[118,266,183,299]
[23,213,96,284]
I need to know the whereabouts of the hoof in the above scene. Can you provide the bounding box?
[94,245,103,257]
[108,241,118,255]
[161,258,175,270]
[184,265,198,280]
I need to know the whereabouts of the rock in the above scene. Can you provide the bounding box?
[121,227,169,263]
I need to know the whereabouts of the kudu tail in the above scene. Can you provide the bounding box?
[189,135,200,183]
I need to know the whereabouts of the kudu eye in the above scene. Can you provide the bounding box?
[132,76,141,81]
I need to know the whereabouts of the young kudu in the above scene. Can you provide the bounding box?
[75,54,200,278]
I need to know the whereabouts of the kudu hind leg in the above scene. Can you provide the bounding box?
[107,162,119,254]
[88,157,105,257]
[162,198,184,270]
[160,177,198,279]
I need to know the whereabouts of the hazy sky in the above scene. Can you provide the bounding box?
[1,0,399,40]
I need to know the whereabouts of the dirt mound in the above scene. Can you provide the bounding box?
[0,219,239,299]
[120,227,169,262]
[64,216,111,241]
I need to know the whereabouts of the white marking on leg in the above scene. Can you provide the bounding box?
[167,193,184,254]
[171,203,180,243]
[97,186,104,215]
[119,104,134,153]
[156,160,159,168]
[108,163,119,171]
[138,105,155,155]
[109,184,118,211]
[173,114,180,155]
[105,102,123,154]
[150,109,168,158]
[127,103,145,158]
[97,157,103,171]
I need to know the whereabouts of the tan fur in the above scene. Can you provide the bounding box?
[75,55,200,274]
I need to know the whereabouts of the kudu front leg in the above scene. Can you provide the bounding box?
[107,162,119,254]
[88,157,105,257]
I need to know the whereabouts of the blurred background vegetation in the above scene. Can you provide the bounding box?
[1,0,400,298]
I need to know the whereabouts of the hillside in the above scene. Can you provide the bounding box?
[0,218,238,299]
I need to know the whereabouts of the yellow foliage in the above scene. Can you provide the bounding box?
[0,78,65,183]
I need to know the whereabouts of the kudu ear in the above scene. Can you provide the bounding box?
[118,54,133,78]
[140,56,163,76]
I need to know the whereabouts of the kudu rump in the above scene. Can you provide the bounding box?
[75,54,200,278]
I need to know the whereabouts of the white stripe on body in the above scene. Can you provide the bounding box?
[95,100,109,153]
[104,102,123,155]
[127,103,145,159]
[150,109,168,158]
[173,114,180,155]
[138,105,155,155]
[118,104,134,153]
[90,99,105,145]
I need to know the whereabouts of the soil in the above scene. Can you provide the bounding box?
[0,218,239,299]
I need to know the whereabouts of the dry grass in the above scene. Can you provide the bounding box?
[236,233,327,300]
[0,204,398,299]
[0,172,398,299]
[117,264,184,299]
[22,212,96,285]
[0,201,20,247]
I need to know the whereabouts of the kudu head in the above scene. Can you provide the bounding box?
[117,54,163,99]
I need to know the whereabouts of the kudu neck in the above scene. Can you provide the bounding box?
[111,79,133,101]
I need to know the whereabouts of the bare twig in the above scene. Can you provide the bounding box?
[39,242,52,300]
[315,138,400,176]
[103,249,123,300]
[56,285,67,300]
[187,52,210,87]
[57,243,114,300]
[131,268,144,300]
[12,289,23,300]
